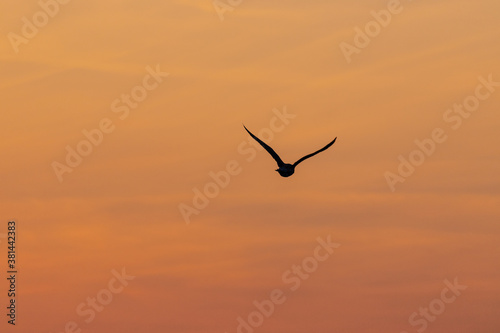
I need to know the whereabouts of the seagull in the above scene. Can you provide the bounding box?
[243,125,337,177]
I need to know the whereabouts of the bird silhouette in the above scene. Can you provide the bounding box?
[243,125,337,177]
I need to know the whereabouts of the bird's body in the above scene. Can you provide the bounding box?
[276,163,295,177]
[243,125,336,177]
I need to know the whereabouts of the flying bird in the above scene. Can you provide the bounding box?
[243,125,337,177]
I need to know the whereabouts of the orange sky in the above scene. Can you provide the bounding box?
[1,0,499,332]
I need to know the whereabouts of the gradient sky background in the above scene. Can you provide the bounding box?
[1,0,499,332]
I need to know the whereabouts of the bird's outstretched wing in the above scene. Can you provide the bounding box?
[293,137,337,167]
[243,125,284,167]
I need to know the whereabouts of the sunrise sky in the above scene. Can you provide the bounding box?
[1,0,499,332]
